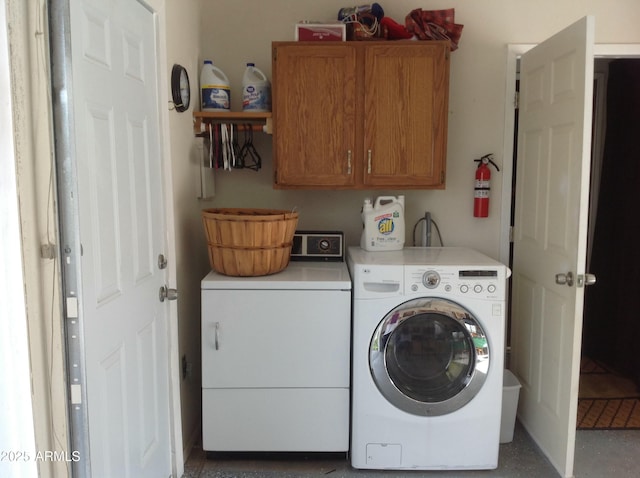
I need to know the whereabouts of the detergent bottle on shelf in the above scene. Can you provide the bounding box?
[200,60,230,111]
[242,63,271,112]
[360,195,405,251]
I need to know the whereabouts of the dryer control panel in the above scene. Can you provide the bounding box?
[405,266,506,300]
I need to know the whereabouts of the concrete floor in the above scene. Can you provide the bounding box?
[183,422,640,477]
[574,429,640,477]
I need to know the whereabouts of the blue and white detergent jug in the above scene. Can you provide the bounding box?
[360,195,405,251]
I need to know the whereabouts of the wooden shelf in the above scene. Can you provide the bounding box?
[194,111,272,135]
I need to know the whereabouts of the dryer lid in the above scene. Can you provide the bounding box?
[201,261,352,290]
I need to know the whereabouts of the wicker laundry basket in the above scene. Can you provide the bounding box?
[201,208,299,276]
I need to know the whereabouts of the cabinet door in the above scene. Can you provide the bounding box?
[201,289,351,389]
[273,43,357,188]
[362,43,449,188]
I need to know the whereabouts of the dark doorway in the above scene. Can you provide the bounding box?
[582,59,640,389]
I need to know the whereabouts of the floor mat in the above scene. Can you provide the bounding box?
[577,398,640,430]
[580,373,640,399]
[580,356,609,374]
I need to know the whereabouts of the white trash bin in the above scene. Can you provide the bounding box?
[500,369,521,443]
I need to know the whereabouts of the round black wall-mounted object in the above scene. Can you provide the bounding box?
[171,64,190,112]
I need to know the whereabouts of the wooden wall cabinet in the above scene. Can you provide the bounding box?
[272,41,450,189]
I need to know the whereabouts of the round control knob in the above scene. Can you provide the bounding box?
[318,239,330,251]
[488,284,496,293]
[411,284,418,292]
[474,284,483,293]
[422,271,440,289]
[460,284,469,293]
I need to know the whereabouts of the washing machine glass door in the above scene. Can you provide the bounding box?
[370,298,489,416]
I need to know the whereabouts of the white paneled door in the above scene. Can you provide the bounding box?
[70,0,172,476]
[511,17,594,478]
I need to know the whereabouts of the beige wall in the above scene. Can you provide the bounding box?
[163,0,205,459]
[196,0,640,259]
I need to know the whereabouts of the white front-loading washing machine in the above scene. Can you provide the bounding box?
[348,247,509,470]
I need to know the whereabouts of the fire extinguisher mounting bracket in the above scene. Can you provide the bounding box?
[474,153,500,171]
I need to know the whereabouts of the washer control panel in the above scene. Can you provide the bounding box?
[407,266,505,299]
[422,270,441,289]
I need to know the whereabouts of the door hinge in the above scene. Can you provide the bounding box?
[514,91,519,109]
[441,170,445,184]
[509,226,514,243]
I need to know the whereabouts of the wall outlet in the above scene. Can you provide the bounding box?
[181,354,193,380]
[181,355,188,380]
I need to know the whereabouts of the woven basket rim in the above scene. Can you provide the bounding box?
[208,243,292,250]
[202,208,298,220]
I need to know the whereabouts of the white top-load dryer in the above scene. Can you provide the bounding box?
[348,247,509,470]
[201,260,352,452]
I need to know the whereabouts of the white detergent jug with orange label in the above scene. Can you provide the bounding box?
[360,195,405,251]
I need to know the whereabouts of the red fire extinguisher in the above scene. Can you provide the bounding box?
[474,154,500,218]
